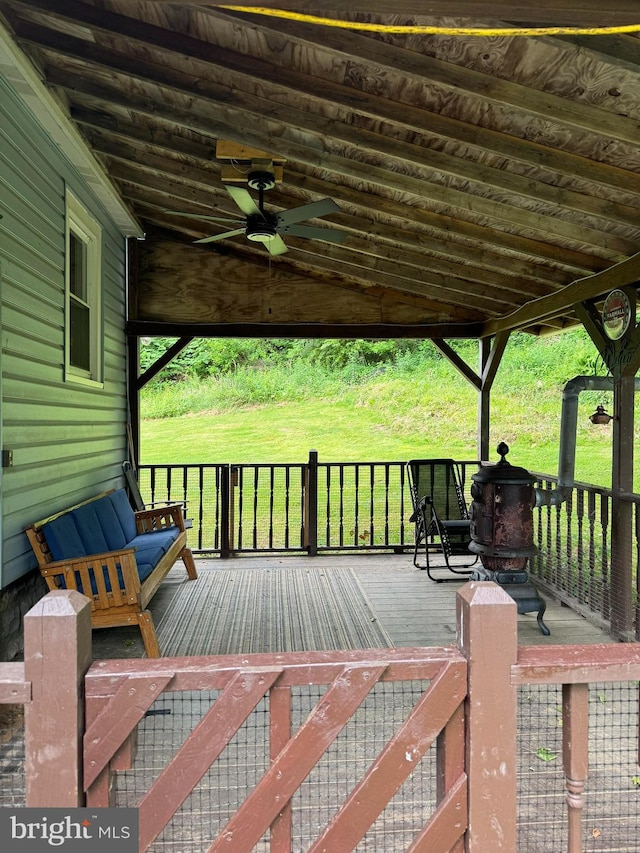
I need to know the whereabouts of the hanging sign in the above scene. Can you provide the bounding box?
[602,289,632,340]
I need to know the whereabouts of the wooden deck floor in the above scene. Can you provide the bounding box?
[92,551,611,659]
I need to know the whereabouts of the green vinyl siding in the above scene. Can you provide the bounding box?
[0,74,128,587]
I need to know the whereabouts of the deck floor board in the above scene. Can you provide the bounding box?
[92,552,611,659]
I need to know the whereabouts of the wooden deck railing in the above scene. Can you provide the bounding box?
[138,456,639,638]
[7,587,640,852]
[138,455,479,555]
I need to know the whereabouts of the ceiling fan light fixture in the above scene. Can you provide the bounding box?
[246,220,278,243]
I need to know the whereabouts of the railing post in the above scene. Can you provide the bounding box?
[23,590,92,807]
[220,464,231,558]
[562,682,589,853]
[304,449,318,556]
[456,582,518,851]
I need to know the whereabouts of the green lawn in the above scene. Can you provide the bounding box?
[139,329,630,489]
[140,386,618,488]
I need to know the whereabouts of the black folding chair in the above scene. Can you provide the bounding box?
[122,461,192,529]
[407,458,477,581]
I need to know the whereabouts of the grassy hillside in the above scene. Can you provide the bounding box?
[140,330,622,488]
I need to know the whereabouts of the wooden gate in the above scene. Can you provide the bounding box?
[84,648,467,852]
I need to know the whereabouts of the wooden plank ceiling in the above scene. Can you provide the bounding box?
[2,0,640,337]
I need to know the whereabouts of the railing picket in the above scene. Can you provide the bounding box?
[565,489,573,595]
[220,465,231,558]
[306,451,318,556]
[384,463,390,547]
[284,466,290,550]
[588,490,597,608]
[601,496,610,620]
[576,489,585,603]
[562,683,589,853]
[235,466,243,552]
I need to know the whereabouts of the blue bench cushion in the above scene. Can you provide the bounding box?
[128,530,181,573]
[42,512,87,561]
[41,490,181,595]
[108,489,138,543]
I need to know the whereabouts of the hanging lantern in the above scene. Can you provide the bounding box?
[589,405,612,425]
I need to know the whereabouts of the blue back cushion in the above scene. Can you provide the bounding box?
[108,489,137,543]
[42,514,87,561]
[72,502,111,554]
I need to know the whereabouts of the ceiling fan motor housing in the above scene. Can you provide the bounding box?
[246,212,278,243]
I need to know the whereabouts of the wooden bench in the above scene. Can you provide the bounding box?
[25,489,198,657]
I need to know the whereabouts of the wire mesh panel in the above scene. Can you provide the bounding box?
[103,649,466,853]
[0,704,25,808]
[529,475,639,636]
[233,464,305,552]
[114,680,439,852]
[138,464,225,552]
[317,462,409,550]
[517,682,640,852]
[289,680,436,851]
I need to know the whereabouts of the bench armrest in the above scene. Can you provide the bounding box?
[134,504,185,533]
[39,549,141,606]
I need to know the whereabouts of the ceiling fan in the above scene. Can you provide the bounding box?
[166,170,346,255]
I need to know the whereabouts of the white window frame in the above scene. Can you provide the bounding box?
[65,191,103,386]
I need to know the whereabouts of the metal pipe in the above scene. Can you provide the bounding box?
[535,376,612,506]
[535,375,640,506]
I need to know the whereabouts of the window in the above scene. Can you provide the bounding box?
[65,192,103,384]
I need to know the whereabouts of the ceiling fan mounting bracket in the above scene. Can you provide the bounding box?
[247,169,276,192]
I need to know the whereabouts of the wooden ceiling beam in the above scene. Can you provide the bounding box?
[126,319,484,339]
[215,8,640,145]
[482,251,640,335]
[137,198,508,315]
[12,1,640,197]
[85,129,571,295]
[43,63,636,257]
[75,109,605,275]
[110,2,640,27]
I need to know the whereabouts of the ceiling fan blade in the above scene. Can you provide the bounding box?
[164,210,242,224]
[194,227,246,244]
[267,235,288,255]
[276,198,339,228]
[282,224,346,243]
[226,185,262,217]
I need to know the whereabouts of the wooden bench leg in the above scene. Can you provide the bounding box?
[181,547,198,580]
[138,610,160,658]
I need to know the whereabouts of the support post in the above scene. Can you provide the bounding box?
[24,590,92,807]
[220,464,231,558]
[611,374,635,639]
[478,338,491,462]
[457,582,518,852]
[305,449,318,556]
[562,683,589,853]
[126,333,140,467]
